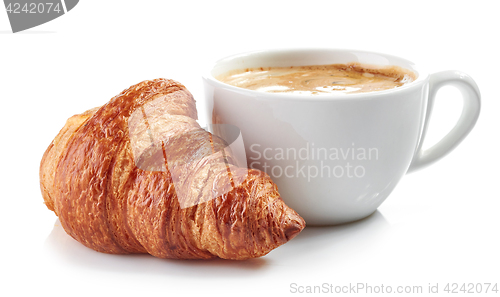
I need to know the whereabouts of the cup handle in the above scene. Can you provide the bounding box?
[407,70,481,173]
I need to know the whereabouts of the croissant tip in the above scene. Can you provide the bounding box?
[284,213,306,241]
[284,224,302,241]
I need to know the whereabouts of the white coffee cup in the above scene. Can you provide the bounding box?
[202,49,480,225]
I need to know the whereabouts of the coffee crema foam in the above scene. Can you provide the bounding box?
[216,63,417,95]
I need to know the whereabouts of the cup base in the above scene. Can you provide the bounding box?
[305,209,378,226]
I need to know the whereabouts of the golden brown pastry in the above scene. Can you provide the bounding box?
[40,78,305,260]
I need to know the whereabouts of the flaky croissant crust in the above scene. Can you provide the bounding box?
[40,79,305,260]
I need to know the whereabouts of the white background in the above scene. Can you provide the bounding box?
[1,1,498,296]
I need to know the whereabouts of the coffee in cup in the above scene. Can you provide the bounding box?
[216,63,416,95]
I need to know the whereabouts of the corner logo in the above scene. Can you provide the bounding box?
[3,0,79,33]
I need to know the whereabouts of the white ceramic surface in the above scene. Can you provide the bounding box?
[202,49,480,225]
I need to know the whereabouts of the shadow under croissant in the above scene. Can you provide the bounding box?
[44,218,268,276]
[44,211,389,275]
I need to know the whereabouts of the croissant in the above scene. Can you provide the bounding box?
[40,78,305,260]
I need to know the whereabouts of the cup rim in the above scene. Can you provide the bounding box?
[202,48,429,101]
